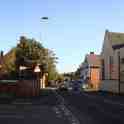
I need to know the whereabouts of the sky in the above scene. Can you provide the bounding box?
[0,0,124,73]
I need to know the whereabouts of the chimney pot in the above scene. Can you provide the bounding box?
[90,52,94,54]
[0,51,3,57]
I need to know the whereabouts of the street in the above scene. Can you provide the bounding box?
[0,89,124,124]
[0,90,70,124]
[58,90,124,124]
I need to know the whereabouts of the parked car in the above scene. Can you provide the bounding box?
[58,83,68,91]
[72,80,82,91]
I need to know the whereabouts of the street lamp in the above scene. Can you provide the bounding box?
[39,16,49,42]
[39,17,49,88]
[41,17,49,20]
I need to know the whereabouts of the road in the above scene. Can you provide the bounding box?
[57,90,124,124]
[0,89,124,124]
[0,90,71,124]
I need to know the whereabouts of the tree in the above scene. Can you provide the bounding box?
[15,36,45,67]
[46,49,58,80]
[3,36,59,80]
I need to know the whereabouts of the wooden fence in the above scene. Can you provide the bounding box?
[0,80,40,97]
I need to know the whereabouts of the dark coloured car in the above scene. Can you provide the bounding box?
[58,84,68,91]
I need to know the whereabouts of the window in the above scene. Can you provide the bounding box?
[109,56,113,65]
[109,56,113,79]
[102,59,105,80]
[121,58,124,64]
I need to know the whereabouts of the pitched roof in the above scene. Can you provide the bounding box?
[108,31,124,49]
[86,54,101,67]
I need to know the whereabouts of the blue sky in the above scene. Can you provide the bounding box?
[0,0,124,73]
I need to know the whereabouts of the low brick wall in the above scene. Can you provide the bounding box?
[100,80,124,93]
[120,83,124,93]
[16,80,40,97]
[0,80,40,97]
[0,83,17,95]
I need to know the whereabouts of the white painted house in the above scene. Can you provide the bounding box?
[100,30,124,93]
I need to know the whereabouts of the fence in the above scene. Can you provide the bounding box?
[100,80,124,93]
[16,80,40,97]
[0,80,40,97]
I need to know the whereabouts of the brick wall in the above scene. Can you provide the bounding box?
[16,80,40,97]
[0,84,17,95]
[100,80,124,93]
[0,80,40,97]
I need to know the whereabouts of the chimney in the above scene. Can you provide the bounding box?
[90,52,94,54]
[0,51,3,57]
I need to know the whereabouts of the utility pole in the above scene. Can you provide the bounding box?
[40,17,49,43]
[40,17,49,87]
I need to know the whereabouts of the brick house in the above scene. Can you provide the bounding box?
[80,52,101,90]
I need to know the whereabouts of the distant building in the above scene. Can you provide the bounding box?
[100,30,124,93]
[80,52,101,90]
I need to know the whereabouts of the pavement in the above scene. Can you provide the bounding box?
[83,91,124,103]
[0,89,124,124]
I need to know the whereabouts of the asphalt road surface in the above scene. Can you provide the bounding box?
[0,89,124,124]
[58,90,124,124]
[0,90,71,124]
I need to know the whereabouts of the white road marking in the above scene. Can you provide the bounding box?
[59,104,80,124]
[52,106,62,118]
[53,90,80,124]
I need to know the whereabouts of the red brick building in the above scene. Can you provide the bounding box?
[80,52,101,90]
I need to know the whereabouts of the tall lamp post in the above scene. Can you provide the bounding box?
[40,17,49,87]
[40,17,49,88]
[40,17,49,43]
